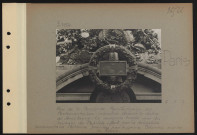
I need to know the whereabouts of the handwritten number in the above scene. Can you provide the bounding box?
[57,21,71,28]
[165,100,168,104]
[167,7,184,17]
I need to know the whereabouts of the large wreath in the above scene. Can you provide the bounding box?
[89,44,137,93]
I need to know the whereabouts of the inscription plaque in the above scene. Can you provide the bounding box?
[99,61,127,76]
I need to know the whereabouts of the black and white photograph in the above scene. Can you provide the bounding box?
[56,29,161,103]
[3,2,195,133]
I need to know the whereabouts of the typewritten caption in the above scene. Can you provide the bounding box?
[50,106,181,132]
[34,106,183,132]
[56,106,160,132]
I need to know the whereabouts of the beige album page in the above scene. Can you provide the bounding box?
[26,3,194,133]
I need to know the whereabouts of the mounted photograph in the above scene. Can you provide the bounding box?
[56,29,161,103]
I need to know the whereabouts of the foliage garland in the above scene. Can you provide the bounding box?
[89,45,137,93]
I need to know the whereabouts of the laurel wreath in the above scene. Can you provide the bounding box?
[89,45,137,93]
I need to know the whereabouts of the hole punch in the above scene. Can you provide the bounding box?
[7,32,11,35]
[7,89,10,93]
[7,102,11,106]
[6,45,10,49]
